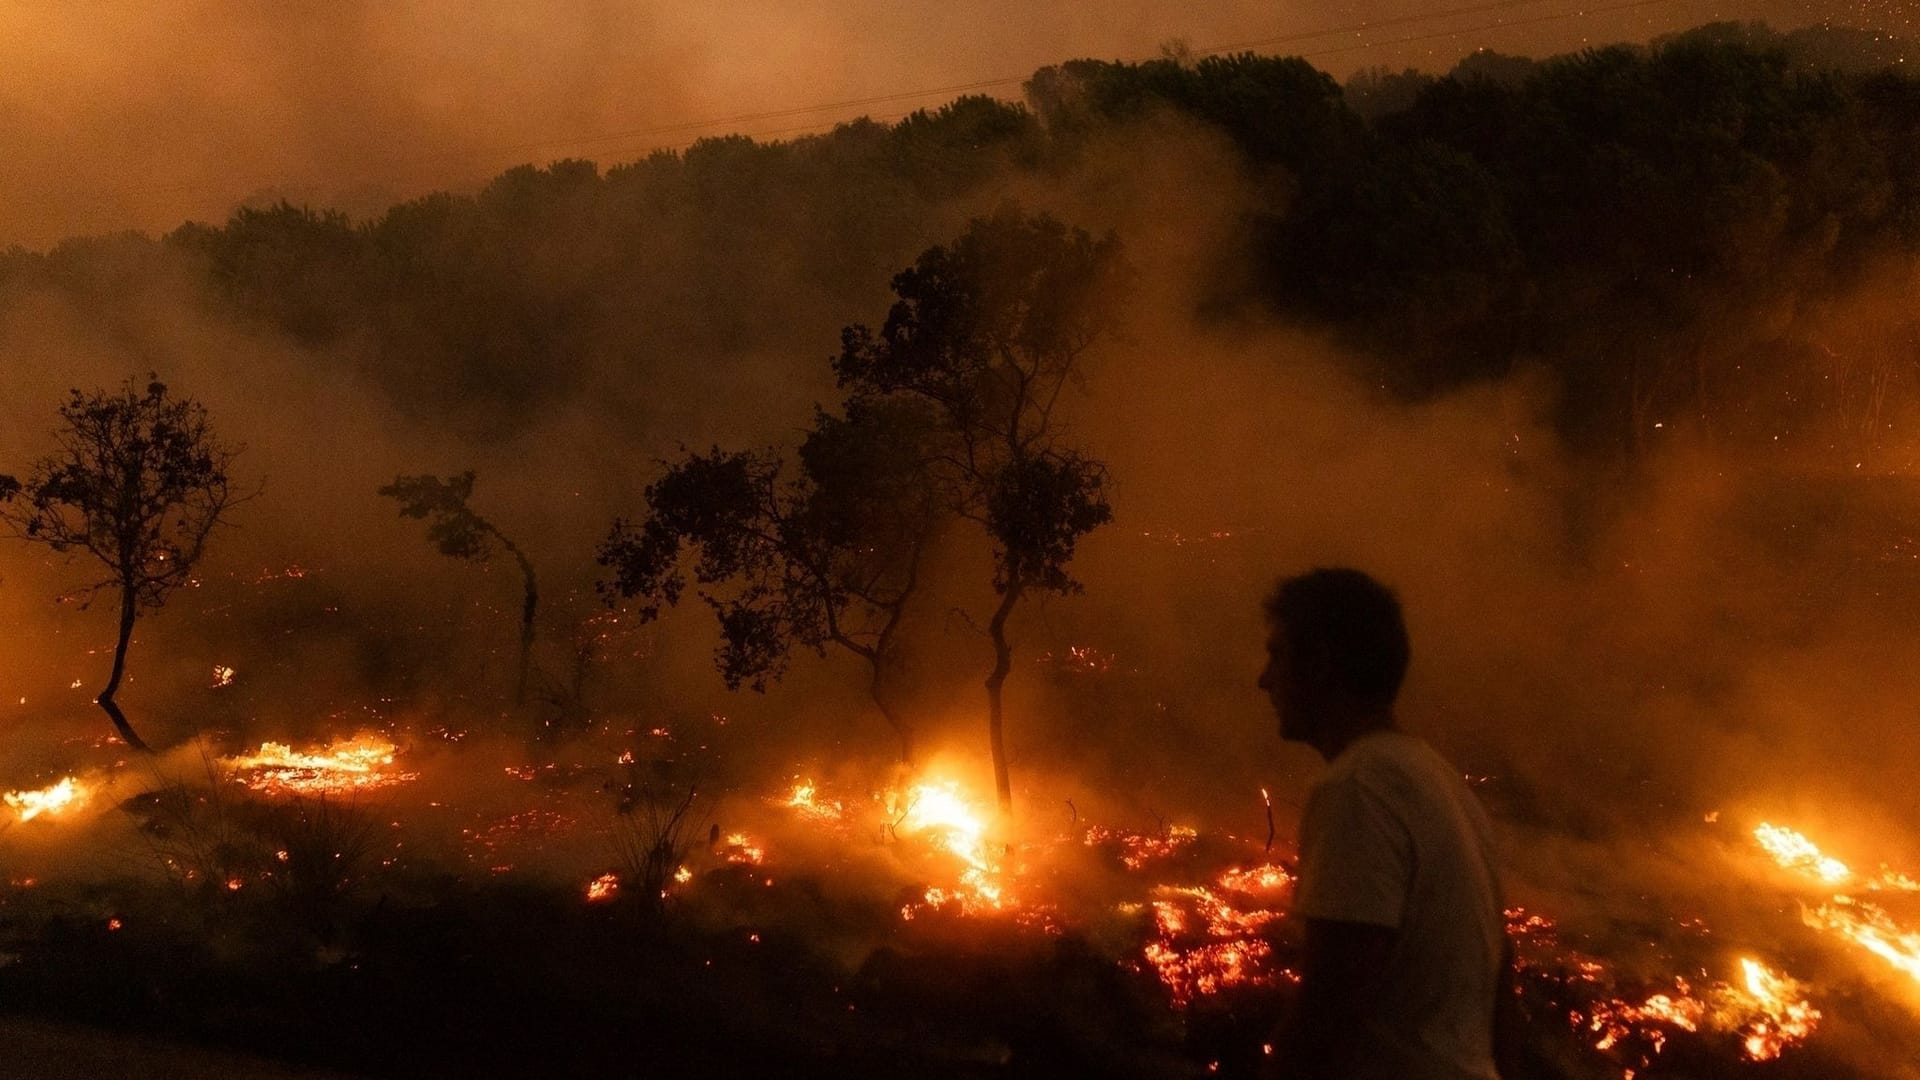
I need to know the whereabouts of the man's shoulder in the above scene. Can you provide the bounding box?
[1327,731,1440,782]
[1321,731,1476,812]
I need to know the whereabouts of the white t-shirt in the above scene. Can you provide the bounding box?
[1294,729,1505,1080]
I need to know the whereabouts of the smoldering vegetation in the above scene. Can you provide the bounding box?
[1,21,1919,1079]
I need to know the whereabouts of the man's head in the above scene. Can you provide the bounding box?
[1259,568,1410,755]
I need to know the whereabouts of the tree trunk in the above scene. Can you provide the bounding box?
[97,585,151,753]
[506,544,537,706]
[871,664,915,766]
[984,582,1022,815]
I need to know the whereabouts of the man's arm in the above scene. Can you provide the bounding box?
[1269,917,1396,1080]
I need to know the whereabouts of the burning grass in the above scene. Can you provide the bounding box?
[3,776,90,822]
[1750,821,1920,994]
[218,733,417,796]
[1,720,1914,1077]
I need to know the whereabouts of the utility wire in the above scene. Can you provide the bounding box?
[28,0,1696,218]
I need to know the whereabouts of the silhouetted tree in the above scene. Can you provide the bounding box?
[836,206,1126,812]
[380,472,538,705]
[0,379,241,751]
[598,397,942,762]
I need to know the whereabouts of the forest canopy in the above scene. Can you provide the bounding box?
[1,22,1915,460]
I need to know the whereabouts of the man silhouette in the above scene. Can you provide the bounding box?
[1258,568,1516,1079]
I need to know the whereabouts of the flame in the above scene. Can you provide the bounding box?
[1751,823,1920,990]
[784,779,844,822]
[1730,958,1821,1061]
[891,776,1006,915]
[1754,823,1852,884]
[3,777,89,821]
[1807,896,1920,987]
[1584,962,1820,1065]
[722,832,765,865]
[586,873,619,903]
[1511,909,1819,1068]
[221,734,416,795]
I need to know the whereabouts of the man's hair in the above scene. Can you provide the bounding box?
[1263,567,1410,705]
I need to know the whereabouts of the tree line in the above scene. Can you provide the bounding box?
[1,23,1913,458]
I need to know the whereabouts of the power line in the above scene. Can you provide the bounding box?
[495,0,1573,159]
[27,0,1697,219]
[586,0,1690,162]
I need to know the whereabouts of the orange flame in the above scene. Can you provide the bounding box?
[894,778,1004,913]
[1752,822,1920,991]
[1730,958,1821,1061]
[1754,823,1852,884]
[586,873,619,902]
[221,734,416,796]
[783,779,844,822]
[3,777,88,821]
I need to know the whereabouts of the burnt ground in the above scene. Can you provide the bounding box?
[0,859,1898,1080]
[0,867,1215,1080]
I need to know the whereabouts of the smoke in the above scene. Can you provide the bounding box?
[1,22,1918,1074]
[0,1,1874,248]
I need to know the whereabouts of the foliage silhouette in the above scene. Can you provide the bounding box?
[0,378,242,751]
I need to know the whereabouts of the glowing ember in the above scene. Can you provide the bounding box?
[211,665,235,688]
[1511,909,1819,1069]
[721,833,765,865]
[1135,879,1289,1006]
[1588,984,1704,1054]
[1584,961,1820,1067]
[3,777,88,822]
[1142,938,1289,1007]
[1037,644,1117,674]
[586,873,619,902]
[783,779,844,822]
[1216,863,1292,894]
[1085,824,1198,870]
[221,734,416,795]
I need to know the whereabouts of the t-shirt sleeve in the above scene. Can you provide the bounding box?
[1293,772,1413,929]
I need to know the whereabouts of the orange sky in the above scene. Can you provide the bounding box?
[0,0,1896,249]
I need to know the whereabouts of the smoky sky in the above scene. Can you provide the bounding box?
[0,0,1897,249]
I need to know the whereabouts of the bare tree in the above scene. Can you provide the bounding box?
[0,378,242,751]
